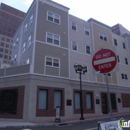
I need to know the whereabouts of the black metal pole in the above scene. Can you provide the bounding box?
[79,72,84,120]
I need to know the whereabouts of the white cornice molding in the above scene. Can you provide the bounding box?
[40,0,69,12]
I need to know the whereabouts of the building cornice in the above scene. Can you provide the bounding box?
[40,0,69,12]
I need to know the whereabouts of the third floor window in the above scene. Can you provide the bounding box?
[47,11,60,24]
[99,32,107,41]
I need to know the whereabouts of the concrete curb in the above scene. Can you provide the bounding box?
[0,113,130,128]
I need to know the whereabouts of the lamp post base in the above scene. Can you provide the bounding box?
[80,117,85,120]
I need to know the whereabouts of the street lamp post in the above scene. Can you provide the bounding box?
[74,64,87,120]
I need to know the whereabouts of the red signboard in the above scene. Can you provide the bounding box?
[92,49,117,74]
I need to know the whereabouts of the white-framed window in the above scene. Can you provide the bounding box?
[47,11,60,24]
[14,53,17,61]
[29,14,33,25]
[22,41,26,53]
[38,89,48,110]
[99,32,107,41]
[54,90,62,109]
[16,37,19,44]
[86,46,90,54]
[123,42,126,49]
[117,55,120,62]
[71,41,78,51]
[114,39,117,46]
[24,23,28,32]
[46,57,59,68]
[121,74,128,80]
[26,58,30,64]
[46,32,60,45]
[28,34,32,47]
[71,21,77,31]
[125,58,128,65]
[84,26,90,35]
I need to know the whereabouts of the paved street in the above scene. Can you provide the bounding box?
[1,114,130,130]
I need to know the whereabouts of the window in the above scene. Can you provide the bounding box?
[86,93,93,110]
[54,90,62,109]
[38,90,48,110]
[46,57,59,68]
[13,43,16,49]
[5,49,8,53]
[24,23,28,32]
[47,12,60,24]
[29,14,33,25]
[28,34,32,46]
[6,44,9,48]
[1,42,4,46]
[114,39,117,46]
[0,54,3,58]
[107,73,111,76]
[16,37,19,44]
[121,74,128,80]
[22,42,26,53]
[125,58,128,65]
[26,58,30,64]
[123,42,126,49]
[46,33,60,45]
[86,46,90,54]
[117,55,120,62]
[0,48,3,52]
[84,26,90,35]
[71,21,77,31]
[14,54,17,61]
[6,38,10,42]
[71,41,78,51]
[99,32,107,41]
[1,37,5,41]
[75,92,80,110]
[4,55,8,59]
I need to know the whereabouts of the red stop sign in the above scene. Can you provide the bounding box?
[92,49,117,74]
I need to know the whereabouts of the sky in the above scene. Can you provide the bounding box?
[0,0,130,31]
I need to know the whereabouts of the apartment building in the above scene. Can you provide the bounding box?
[0,0,130,122]
[0,3,25,66]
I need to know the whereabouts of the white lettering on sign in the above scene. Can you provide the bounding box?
[103,52,111,58]
[94,57,115,65]
[96,54,101,59]
[98,63,112,70]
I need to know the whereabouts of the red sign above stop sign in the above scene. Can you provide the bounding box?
[92,49,117,74]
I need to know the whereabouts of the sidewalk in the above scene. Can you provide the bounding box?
[0,112,130,128]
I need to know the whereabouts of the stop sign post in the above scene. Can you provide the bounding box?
[92,48,117,120]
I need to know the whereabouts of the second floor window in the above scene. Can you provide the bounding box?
[117,55,120,62]
[84,26,90,35]
[22,42,26,53]
[99,32,107,41]
[47,33,60,45]
[28,34,32,46]
[47,12,60,24]
[46,57,59,68]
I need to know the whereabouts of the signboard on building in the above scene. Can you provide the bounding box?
[92,48,117,74]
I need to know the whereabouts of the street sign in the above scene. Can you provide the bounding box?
[92,49,117,74]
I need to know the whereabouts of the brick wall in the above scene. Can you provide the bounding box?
[36,86,65,117]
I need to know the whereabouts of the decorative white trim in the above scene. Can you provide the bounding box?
[40,0,69,12]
